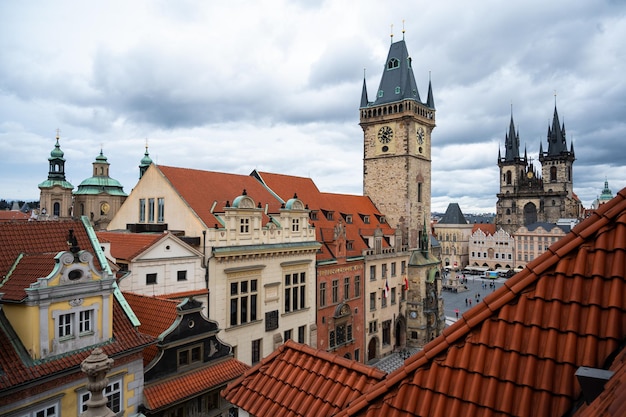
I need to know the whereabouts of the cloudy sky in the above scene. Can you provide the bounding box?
[1,0,625,213]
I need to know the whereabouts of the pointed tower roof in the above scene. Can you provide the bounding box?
[373,40,421,106]
[438,203,467,225]
[360,76,369,108]
[503,113,521,161]
[546,104,568,156]
[426,73,435,109]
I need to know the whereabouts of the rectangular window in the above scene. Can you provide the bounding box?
[382,320,391,345]
[381,264,387,278]
[292,218,299,232]
[35,404,58,417]
[157,197,165,222]
[146,273,157,285]
[391,262,397,277]
[240,218,250,233]
[354,349,360,362]
[79,310,92,334]
[252,339,261,364]
[139,199,146,222]
[148,198,155,222]
[331,279,338,304]
[284,272,306,313]
[284,329,292,342]
[369,292,376,311]
[230,279,258,326]
[354,275,361,298]
[298,325,305,344]
[381,290,387,308]
[343,277,350,300]
[391,287,396,305]
[58,313,74,338]
[401,261,406,274]
[368,320,377,334]
[177,270,187,281]
[319,282,326,307]
[418,182,423,203]
[370,265,376,281]
[177,345,202,368]
[80,379,122,414]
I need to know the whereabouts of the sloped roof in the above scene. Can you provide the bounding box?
[0,211,30,222]
[123,292,179,366]
[222,339,387,416]
[437,202,468,225]
[97,231,166,261]
[335,187,626,416]
[158,165,284,228]
[0,220,97,302]
[144,358,250,412]
[0,298,155,390]
[471,223,497,235]
[253,171,396,260]
[0,220,94,280]
[572,345,626,417]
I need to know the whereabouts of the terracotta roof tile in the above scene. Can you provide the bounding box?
[0,220,95,283]
[143,357,249,411]
[0,298,155,390]
[222,339,386,416]
[158,166,284,227]
[96,231,165,260]
[326,188,626,417]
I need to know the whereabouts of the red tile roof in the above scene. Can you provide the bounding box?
[222,339,387,416]
[144,357,250,412]
[0,298,155,391]
[0,211,30,222]
[254,171,396,260]
[334,187,626,417]
[123,292,179,366]
[97,231,166,261]
[0,220,95,286]
[573,346,626,417]
[472,223,497,235]
[157,166,285,228]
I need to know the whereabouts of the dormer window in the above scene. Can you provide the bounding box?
[310,211,318,221]
[363,215,370,224]
[344,214,353,224]
[387,58,399,70]
[240,218,250,233]
[395,86,401,95]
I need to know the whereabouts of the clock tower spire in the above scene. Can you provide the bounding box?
[360,37,435,249]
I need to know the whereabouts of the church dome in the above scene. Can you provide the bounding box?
[49,138,65,159]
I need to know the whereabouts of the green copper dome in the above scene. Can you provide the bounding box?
[49,138,65,160]
[95,149,109,163]
[74,176,127,196]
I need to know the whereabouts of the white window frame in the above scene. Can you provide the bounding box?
[79,310,92,334]
[58,312,74,339]
[79,377,123,414]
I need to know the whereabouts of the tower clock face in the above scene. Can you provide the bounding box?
[417,127,425,145]
[378,126,393,144]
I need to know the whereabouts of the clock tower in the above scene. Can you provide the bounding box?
[360,36,435,249]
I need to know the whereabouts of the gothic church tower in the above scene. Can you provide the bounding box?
[496,104,580,234]
[360,34,435,249]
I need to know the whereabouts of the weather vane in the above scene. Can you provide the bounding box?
[390,23,394,43]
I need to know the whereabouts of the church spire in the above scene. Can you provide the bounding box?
[546,103,568,156]
[503,111,521,161]
[426,71,435,109]
[360,69,369,108]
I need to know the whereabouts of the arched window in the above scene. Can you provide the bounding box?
[524,202,537,225]
[53,202,60,217]
[550,166,557,182]
[506,170,512,185]
[387,58,399,70]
